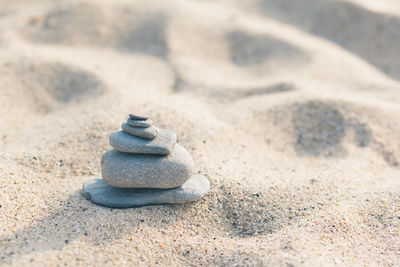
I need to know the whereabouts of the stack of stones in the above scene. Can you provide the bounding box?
[83,114,210,208]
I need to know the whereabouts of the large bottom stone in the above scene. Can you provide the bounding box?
[82,175,210,208]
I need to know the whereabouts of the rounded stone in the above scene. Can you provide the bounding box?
[127,118,153,128]
[129,114,148,121]
[122,122,158,139]
[109,129,176,155]
[101,144,194,188]
[82,174,210,208]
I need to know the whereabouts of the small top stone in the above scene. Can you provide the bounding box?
[122,122,159,139]
[127,118,153,128]
[129,114,148,121]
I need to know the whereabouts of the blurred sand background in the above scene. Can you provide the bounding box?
[1,0,400,265]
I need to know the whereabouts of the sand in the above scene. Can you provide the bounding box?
[1,0,400,265]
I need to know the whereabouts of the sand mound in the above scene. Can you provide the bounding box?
[16,61,106,113]
[250,99,400,169]
[23,2,169,59]
[258,0,400,80]
[227,30,309,69]
[24,2,106,45]
[114,13,168,58]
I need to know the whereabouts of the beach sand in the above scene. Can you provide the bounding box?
[1,0,400,265]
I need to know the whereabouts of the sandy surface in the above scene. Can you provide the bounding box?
[1,0,400,266]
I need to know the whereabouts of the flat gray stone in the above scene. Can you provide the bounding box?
[101,144,193,188]
[109,129,176,155]
[122,122,158,139]
[129,114,148,120]
[82,174,210,208]
[127,118,153,128]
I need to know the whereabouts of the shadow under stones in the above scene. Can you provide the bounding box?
[258,0,400,80]
[226,30,309,67]
[0,190,190,265]
[217,183,327,237]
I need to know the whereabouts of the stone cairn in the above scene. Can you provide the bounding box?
[83,114,210,208]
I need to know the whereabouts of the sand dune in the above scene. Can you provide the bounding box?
[1,0,400,266]
[258,0,400,80]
